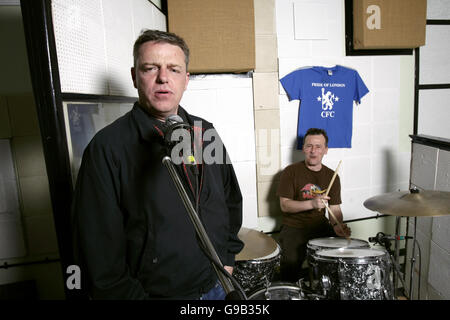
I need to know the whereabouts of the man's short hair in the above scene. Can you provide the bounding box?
[304,128,329,147]
[133,29,190,69]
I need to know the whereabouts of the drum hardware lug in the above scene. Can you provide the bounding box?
[383,288,392,300]
[263,276,272,300]
[264,275,271,289]
[264,291,271,300]
[296,278,307,299]
[321,275,331,289]
[296,278,305,288]
[321,275,331,296]
[340,288,348,300]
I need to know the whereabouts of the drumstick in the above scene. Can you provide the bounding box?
[321,199,350,243]
[319,160,342,212]
[325,160,342,198]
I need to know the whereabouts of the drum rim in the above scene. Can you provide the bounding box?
[247,282,302,299]
[235,245,281,263]
[314,248,387,262]
[307,237,369,249]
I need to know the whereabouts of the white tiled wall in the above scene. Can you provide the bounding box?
[411,1,450,299]
[408,144,450,300]
[180,75,258,228]
[276,0,413,221]
[0,94,62,297]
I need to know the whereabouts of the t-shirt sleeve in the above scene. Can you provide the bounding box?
[280,70,302,101]
[353,71,369,104]
[277,166,296,199]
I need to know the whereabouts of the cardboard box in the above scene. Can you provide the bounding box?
[353,0,427,49]
[167,0,255,74]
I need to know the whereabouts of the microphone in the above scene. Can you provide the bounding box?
[163,115,198,174]
[369,232,413,244]
[163,115,190,148]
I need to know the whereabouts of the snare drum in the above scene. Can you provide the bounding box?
[247,282,305,300]
[307,237,370,290]
[314,248,394,300]
[307,237,370,265]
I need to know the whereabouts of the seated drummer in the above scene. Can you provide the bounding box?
[276,128,351,282]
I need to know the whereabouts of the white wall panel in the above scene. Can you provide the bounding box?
[436,149,450,191]
[52,0,163,96]
[427,0,450,19]
[411,143,438,190]
[372,56,401,89]
[372,122,399,155]
[345,124,371,157]
[293,1,328,40]
[52,0,108,95]
[372,90,400,123]
[418,89,450,139]
[428,241,450,299]
[181,75,256,163]
[420,26,450,85]
[432,216,450,253]
[132,0,166,39]
[180,75,258,227]
[102,0,136,97]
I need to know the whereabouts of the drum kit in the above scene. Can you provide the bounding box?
[233,188,450,300]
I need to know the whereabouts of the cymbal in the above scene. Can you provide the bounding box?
[235,227,278,261]
[363,189,450,217]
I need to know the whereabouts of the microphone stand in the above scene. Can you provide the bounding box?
[369,232,407,300]
[162,156,245,300]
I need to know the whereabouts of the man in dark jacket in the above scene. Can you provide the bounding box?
[71,29,243,299]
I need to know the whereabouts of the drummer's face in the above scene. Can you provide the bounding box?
[303,134,328,170]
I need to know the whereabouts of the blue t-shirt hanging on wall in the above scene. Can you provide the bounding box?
[280,65,369,149]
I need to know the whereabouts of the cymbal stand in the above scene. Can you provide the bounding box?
[393,216,401,296]
[374,233,406,300]
[408,217,422,300]
[389,253,407,299]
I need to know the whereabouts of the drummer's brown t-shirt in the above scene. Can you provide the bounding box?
[277,161,341,229]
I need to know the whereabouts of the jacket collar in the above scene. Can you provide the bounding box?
[131,102,194,143]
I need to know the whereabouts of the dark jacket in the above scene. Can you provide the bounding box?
[71,103,243,299]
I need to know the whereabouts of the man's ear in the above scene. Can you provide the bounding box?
[131,67,137,88]
[184,72,190,91]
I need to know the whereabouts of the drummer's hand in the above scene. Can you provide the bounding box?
[224,266,233,275]
[334,223,351,237]
[312,195,330,209]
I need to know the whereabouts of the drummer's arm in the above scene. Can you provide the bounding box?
[328,204,344,225]
[328,205,351,237]
[279,195,329,213]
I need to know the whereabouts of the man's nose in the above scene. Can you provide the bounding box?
[157,67,169,83]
